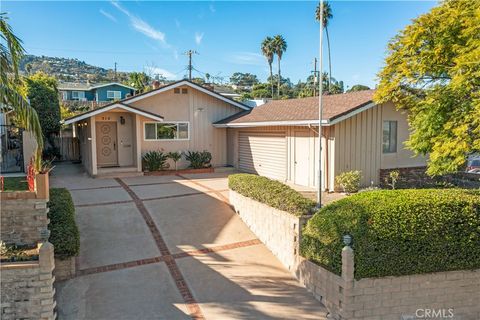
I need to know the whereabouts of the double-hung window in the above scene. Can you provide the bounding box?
[144,122,189,140]
[107,90,122,100]
[383,120,397,153]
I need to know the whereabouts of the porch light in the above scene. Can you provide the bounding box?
[120,116,125,125]
[343,234,352,247]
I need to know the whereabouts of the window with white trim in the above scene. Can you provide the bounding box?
[383,120,397,153]
[107,90,122,100]
[144,122,189,140]
[71,91,85,100]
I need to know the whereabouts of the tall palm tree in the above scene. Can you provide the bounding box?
[261,36,275,98]
[316,1,333,92]
[272,35,287,98]
[1,13,43,167]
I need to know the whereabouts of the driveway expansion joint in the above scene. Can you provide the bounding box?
[115,178,205,320]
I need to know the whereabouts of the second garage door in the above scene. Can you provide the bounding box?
[238,131,287,181]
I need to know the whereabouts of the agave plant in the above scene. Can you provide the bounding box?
[142,151,168,172]
[185,150,212,169]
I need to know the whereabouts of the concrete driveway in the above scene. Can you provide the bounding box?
[52,164,328,320]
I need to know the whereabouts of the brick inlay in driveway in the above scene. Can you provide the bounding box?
[115,178,205,320]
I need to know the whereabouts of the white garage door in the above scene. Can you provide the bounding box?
[238,132,287,181]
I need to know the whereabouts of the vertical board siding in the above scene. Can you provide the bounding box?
[333,104,382,186]
[130,86,240,167]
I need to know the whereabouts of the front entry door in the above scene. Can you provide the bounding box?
[96,122,118,167]
[294,131,310,186]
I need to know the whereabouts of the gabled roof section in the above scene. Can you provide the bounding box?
[214,90,376,127]
[90,82,136,90]
[124,79,251,111]
[58,82,135,91]
[62,102,164,125]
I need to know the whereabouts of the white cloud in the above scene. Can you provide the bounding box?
[100,9,117,23]
[145,66,177,80]
[229,52,265,66]
[111,1,168,47]
[209,3,216,13]
[195,32,204,45]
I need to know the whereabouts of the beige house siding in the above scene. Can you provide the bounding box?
[380,102,426,169]
[131,86,239,168]
[333,102,426,187]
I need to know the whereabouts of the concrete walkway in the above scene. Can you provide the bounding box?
[52,164,328,320]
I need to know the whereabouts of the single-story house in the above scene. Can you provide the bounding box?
[214,90,426,191]
[63,80,425,190]
[62,80,250,176]
[58,82,135,102]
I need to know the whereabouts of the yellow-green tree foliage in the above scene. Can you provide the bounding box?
[375,0,480,175]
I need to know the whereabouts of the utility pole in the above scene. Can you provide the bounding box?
[184,50,198,81]
[317,0,324,208]
[312,57,318,96]
[114,62,117,81]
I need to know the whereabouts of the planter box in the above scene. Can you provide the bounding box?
[35,173,49,200]
[144,167,214,176]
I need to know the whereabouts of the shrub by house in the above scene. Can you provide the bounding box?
[228,173,316,216]
[301,188,480,279]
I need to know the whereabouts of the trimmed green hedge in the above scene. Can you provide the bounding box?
[48,188,80,259]
[301,189,480,279]
[228,173,316,216]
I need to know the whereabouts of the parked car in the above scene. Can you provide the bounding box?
[466,154,480,174]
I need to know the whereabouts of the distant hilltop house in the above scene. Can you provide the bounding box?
[58,82,135,103]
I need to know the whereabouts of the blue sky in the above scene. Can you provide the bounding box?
[4,1,436,89]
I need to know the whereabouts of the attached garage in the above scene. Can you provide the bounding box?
[238,131,287,181]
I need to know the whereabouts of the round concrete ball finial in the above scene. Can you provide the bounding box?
[343,234,352,247]
[40,228,51,242]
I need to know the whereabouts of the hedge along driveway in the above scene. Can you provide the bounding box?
[301,188,480,279]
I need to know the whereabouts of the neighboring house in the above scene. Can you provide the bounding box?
[62,80,250,176]
[58,82,135,102]
[62,81,425,188]
[214,90,426,191]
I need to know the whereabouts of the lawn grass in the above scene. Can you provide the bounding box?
[2,176,28,192]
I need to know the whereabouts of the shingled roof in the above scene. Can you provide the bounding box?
[214,89,375,126]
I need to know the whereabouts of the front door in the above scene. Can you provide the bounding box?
[96,122,118,167]
[294,131,310,186]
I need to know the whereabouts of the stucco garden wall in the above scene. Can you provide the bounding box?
[229,189,480,320]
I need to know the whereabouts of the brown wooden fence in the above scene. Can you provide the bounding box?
[52,136,80,161]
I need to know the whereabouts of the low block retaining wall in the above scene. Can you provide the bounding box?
[0,242,56,320]
[229,188,480,320]
[229,190,309,271]
[54,257,76,281]
[0,196,49,245]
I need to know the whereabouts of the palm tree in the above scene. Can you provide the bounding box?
[316,1,333,92]
[272,35,287,98]
[1,13,43,168]
[261,37,275,98]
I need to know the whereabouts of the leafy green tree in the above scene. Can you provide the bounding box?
[272,35,287,98]
[251,83,271,99]
[261,37,275,98]
[22,72,61,139]
[229,72,259,88]
[347,84,370,92]
[129,72,151,93]
[316,1,333,91]
[0,13,43,167]
[375,0,480,175]
[191,77,205,85]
